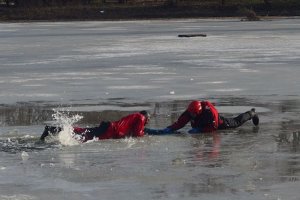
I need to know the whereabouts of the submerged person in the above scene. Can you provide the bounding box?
[148,100,259,134]
[40,110,150,142]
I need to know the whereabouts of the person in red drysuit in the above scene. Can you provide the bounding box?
[40,110,150,142]
[156,100,259,134]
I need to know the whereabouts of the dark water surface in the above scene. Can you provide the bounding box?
[0,18,300,200]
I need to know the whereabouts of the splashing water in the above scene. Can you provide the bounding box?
[52,110,83,146]
[123,137,137,148]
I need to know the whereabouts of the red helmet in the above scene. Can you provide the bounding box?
[187,101,202,115]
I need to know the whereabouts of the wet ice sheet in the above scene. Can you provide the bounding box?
[0,99,299,200]
[1,19,300,104]
[0,128,299,200]
[0,18,300,200]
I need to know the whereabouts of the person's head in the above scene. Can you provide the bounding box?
[140,110,150,124]
[187,100,202,118]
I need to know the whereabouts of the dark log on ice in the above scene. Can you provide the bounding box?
[178,34,207,38]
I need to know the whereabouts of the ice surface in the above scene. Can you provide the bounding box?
[0,18,300,200]
[1,19,300,104]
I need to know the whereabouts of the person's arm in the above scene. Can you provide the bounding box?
[201,101,219,132]
[144,128,165,135]
[132,116,146,137]
[167,111,191,131]
[146,111,192,135]
[145,128,182,135]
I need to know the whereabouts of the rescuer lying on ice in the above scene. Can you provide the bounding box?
[145,100,259,135]
[40,110,150,142]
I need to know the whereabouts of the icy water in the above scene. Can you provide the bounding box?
[0,18,300,200]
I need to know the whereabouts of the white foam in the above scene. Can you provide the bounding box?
[123,137,138,148]
[21,151,29,161]
[57,126,80,146]
[52,111,82,146]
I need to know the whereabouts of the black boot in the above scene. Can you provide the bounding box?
[249,108,259,126]
[40,125,62,141]
[40,125,50,141]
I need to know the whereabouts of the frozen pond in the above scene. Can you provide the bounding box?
[0,18,300,200]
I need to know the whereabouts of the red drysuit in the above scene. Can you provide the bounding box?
[74,112,148,141]
[168,101,222,132]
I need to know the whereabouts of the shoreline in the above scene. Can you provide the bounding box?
[1,4,300,22]
[1,15,299,23]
